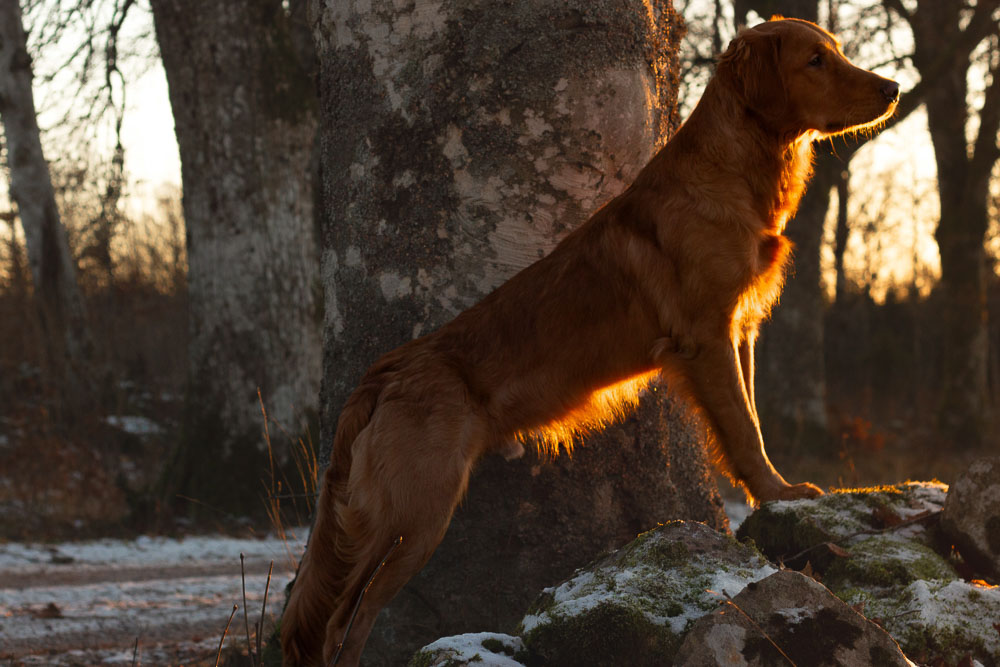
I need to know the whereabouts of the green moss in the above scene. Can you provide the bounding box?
[860,579,1000,663]
[826,536,956,592]
[407,651,484,667]
[408,651,436,667]
[622,528,690,570]
[738,482,947,573]
[481,638,513,656]
[737,502,833,565]
[523,601,679,667]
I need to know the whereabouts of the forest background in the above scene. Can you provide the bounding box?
[0,0,998,546]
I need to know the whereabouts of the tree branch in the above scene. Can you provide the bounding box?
[882,0,912,26]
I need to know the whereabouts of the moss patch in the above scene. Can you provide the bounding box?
[737,481,947,570]
[825,535,957,592]
[519,522,776,664]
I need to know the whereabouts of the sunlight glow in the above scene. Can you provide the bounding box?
[518,369,663,458]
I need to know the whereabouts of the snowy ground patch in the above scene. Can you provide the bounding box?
[0,528,308,663]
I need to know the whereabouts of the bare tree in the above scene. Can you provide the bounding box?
[885,0,1000,444]
[0,0,94,405]
[150,0,322,513]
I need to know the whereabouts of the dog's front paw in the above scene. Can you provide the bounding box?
[776,482,824,500]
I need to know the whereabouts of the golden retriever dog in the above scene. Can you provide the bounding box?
[282,17,899,666]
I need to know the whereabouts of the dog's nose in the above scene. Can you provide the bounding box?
[881,80,900,103]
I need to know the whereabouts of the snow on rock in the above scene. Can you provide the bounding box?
[843,578,1000,663]
[738,481,949,570]
[516,521,776,664]
[409,484,1000,665]
[410,632,526,667]
[738,481,1000,664]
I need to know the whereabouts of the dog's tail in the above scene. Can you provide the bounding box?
[280,367,386,666]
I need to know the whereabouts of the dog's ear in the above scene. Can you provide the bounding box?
[716,28,787,126]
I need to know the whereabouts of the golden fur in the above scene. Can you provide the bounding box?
[282,18,899,666]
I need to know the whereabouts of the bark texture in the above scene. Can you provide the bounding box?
[0,0,93,400]
[150,0,321,510]
[311,0,725,662]
[897,0,1000,444]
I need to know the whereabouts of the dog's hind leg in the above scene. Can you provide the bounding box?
[320,402,483,666]
[676,338,822,502]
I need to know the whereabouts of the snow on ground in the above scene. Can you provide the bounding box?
[0,528,309,664]
[724,497,752,531]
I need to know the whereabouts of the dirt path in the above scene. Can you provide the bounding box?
[0,531,306,665]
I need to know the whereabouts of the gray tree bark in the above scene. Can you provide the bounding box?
[310,0,726,662]
[0,0,94,407]
[150,0,322,512]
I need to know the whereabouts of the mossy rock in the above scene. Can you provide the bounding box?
[409,633,526,667]
[517,521,776,665]
[737,481,947,570]
[675,570,911,666]
[824,534,957,592]
[839,578,1000,665]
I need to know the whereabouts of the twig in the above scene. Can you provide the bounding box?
[257,560,274,659]
[130,637,139,667]
[241,553,255,667]
[721,592,796,667]
[216,604,239,667]
[330,536,404,666]
[267,492,318,501]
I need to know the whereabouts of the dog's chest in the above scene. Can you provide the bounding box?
[735,230,792,325]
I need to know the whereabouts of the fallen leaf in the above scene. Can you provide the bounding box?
[32,602,63,619]
[825,542,850,558]
[872,505,903,527]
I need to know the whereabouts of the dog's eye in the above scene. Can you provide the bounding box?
[808,54,822,67]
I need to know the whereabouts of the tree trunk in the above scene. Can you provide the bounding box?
[832,165,849,304]
[903,0,1000,445]
[150,0,321,514]
[310,0,725,662]
[0,0,93,407]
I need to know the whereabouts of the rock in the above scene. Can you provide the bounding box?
[942,456,1000,581]
[737,481,1000,664]
[839,578,1000,665]
[410,484,1000,666]
[674,570,911,666]
[738,481,948,569]
[517,521,777,666]
[823,534,957,593]
[409,633,526,667]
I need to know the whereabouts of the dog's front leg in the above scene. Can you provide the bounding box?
[737,329,759,424]
[677,337,822,502]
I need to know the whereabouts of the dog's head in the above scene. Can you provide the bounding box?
[717,17,899,138]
